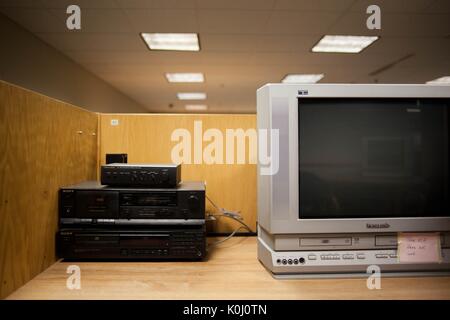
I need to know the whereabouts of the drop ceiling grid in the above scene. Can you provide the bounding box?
[0,0,449,112]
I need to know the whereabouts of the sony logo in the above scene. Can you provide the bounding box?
[298,90,309,96]
[366,223,391,229]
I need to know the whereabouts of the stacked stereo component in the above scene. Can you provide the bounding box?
[57,163,206,260]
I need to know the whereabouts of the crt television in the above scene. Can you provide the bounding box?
[257,84,450,277]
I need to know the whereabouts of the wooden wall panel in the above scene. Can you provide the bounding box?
[0,81,98,299]
[99,114,257,233]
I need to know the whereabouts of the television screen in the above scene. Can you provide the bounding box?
[298,98,449,219]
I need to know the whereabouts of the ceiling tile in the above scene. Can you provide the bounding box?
[116,0,197,9]
[332,12,450,37]
[201,34,319,53]
[349,0,433,13]
[266,11,340,35]
[0,7,65,32]
[47,8,133,33]
[253,35,319,52]
[359,65,450,84]
[41,0,119,9]
[124,9,198,33]
[197,10,271,34]
[0,0,45,7]
[195,0,275,10]
[425,0,450,13]
[275,0,354,12]
[201,34,264,52]
[63,51,152,64]
[36,33,144,51]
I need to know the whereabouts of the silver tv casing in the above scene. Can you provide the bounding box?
[257,83,450,278]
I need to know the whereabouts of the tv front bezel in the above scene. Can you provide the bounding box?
[257,83,450,235]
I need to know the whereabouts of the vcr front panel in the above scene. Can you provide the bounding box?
[59,181,205,224]
[101,163,181,187]
[57,225,206,260]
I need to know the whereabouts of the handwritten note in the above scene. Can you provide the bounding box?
[398,233,441,264]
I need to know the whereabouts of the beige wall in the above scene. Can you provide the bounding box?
[99,113,257,234]
[0,13,147,114]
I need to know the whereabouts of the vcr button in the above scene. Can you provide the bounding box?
[320,254,340,260]
[63,207,73,215]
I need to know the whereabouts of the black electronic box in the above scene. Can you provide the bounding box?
[59,181,205,225]
[101,163,181,187]
[57,224,206,260]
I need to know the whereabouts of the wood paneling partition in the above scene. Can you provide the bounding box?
[0,86,257,298]
[99,114,257,233]
[0,81,98,299]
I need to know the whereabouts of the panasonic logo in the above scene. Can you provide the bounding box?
[366,223,390,229]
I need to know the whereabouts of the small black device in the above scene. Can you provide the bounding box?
[101,163,181,187]
[105,153,128,164]
[57,224,206,260]
[59,181,205,225]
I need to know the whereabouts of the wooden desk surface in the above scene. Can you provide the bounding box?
[7,237,450,300]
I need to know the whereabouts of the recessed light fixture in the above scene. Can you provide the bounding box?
[281,74,324,84]
[165,73,204,83]
[141,33,200,51]
[185,104,208,111]
[177,92,207,100]
[426,76,450,85]
[312,35,379,53]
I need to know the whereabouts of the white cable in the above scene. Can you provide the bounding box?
[207,226,248,249]
[205,194,255,249]
[208,214,253,233]
[206,194,243,220]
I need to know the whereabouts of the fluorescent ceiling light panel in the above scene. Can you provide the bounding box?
[426,76,450,85]
[166,73,204,83]
[185,104,208,111]
[281,74,324,83]
[177,92,207,100]
[312,35,379,53]
[141,33,200,51]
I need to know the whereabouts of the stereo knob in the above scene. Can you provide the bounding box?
[189,195,199,202]
[63,207,73,216]
[188,195,199,210]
